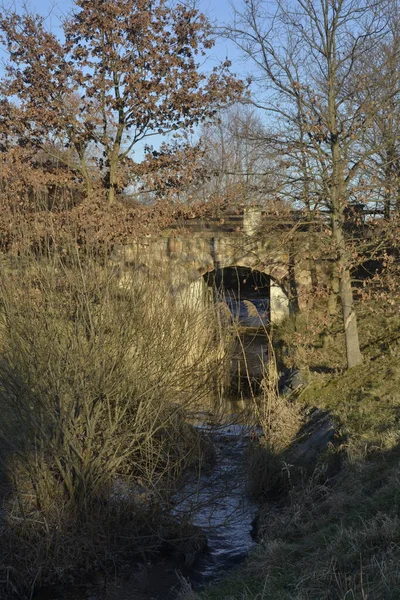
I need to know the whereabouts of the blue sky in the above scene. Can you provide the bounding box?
[25,0,237,26]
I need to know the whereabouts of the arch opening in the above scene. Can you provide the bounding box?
[202,266,290,397]
[203,266,270,327]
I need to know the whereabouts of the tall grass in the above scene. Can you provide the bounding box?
[187,301,400,600]
[246,340,302,501]
[0,243,229,597]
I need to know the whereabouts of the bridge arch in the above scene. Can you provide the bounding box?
[201,263,289,325]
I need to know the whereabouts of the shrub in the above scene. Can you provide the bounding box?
[247,342,302,501]
[0,246,227,596]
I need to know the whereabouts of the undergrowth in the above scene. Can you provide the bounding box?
[0,246,228,598]
[187,301,400,600]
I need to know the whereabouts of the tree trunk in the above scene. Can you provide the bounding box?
[81,162,93,197]
[340,266,363,368]
[288,239,300,313]
[332,210,363,368]
[107,154,119,204]
[107,115,124,203]
[328,264,340,316]
[74,144,92,198]
[306,225,319,302]
[384,144,395,219]
[328,36,363,369]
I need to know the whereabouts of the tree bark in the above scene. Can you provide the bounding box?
[81,160,93,197]
[332,212,363,367]
[288,239,300,313]
[330,156,363,367]
[107,158,118,204]
[106,128,122,204]
[327,19,363,369]
[328,264,340,316]
[384,143,396,219]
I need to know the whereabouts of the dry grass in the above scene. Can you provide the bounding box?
[0,244,230,597]
[246,338,302,501]
[192,301,400,600]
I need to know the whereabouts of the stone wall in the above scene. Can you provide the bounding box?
[111,209,319,325]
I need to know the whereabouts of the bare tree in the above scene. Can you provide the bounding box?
[197,105,280,204]
[360,6,400,219]
[222,0,399,368]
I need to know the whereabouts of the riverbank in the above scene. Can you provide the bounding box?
[31,421,259,600]
[190,303,400,600]
[0,253,234,600]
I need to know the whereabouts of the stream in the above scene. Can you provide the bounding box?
[176,422,258,583]
[35,420,258,600]
[101,421,258,600]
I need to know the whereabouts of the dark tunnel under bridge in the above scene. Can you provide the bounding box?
[203,266,287,396]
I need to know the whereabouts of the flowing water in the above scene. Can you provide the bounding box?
[100,421,259,600]
[35,420,258,600]
[175,422,258,583]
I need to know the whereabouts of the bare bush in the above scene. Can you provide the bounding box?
[247,339,302,500]
[0,244,227,596]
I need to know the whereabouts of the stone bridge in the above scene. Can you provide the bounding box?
[112,206,313,325]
